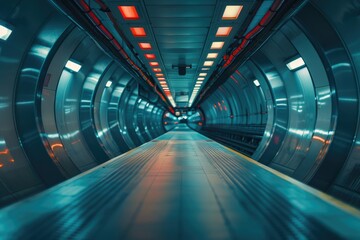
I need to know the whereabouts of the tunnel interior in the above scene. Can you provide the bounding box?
[1,0,360,237]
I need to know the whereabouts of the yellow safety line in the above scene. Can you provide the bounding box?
[222,145,360,218]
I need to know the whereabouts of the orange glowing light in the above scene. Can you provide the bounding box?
[130,27,146,37]
[0,149,9,155]
[222,5,243,20]
[149,62,159,66]
[139,43,152,50]
[51,143,64,150]
[118,6,140,20]
[216,27,232,37]
[156,73,163,77]
[145,54,156,59]
[153,68,161,72]
[313,136,326,143]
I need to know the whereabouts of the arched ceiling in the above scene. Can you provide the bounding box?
[110,0,258,107]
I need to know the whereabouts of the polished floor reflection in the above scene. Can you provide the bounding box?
[0,125,359,239]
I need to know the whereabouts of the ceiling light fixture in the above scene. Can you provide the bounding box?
[149,62,159,66]
[222,5,243,20]
[204,61,214,66]
[286,57,306,70]
[130,27,146,37]
[0,23,12,41]
[211,42,224,49]
[216,27,232,37]
[139,42,152,50]
[199,73,207,77]
[207,53,218,59]
[253,79,260,87]
[145,54,156,59]
[65,60,82,72]
[118,6,140,20]
[106,81,112,88]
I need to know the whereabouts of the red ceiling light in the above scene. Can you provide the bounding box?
[153,68,161,72]
[149,62,159,66]
[145,54,156,59]
[156,73,163,77]
[130,27,146,37]
[139,42,152,50]
[216,27,232,37]
[118,6,140,20]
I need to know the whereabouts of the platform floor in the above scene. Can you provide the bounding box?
[0,125,359,239]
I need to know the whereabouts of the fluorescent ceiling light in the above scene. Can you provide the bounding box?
[198,77,205,80]
[139,42,152,50]
[199,73,207,77]
[158,77,165,80]
[216,27,232,37]
[196,81,202,84]
[202,68,210,71]
[0,24,12,41]
[195,84,201,87]
[286,57,305,70]
[106,81,112,87]
[222,5,243,20]
[155,73,163,77]
[149,61,159,66]
[253,79,260,87]
[211,42,224,49]
[145,54,156,59]
[207,53,218,59]
[204,61,214,66]
[65,60,82,72]
[153,68,161,72]
[118,6,140,20]
[130,27,146,37]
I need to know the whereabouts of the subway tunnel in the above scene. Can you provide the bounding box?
[0,0,360,238]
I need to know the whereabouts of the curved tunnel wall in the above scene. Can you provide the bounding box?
[198,0,360,206]
[0,0,166,206]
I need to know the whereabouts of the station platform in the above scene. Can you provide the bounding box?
[0,125,359,239]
